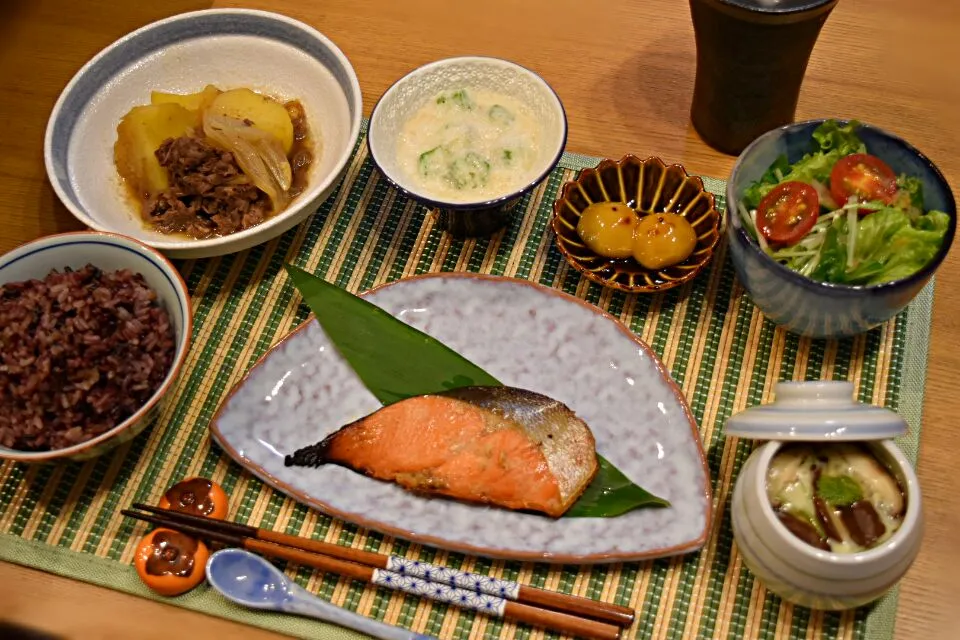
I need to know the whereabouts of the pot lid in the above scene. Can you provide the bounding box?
[724,381,908,441]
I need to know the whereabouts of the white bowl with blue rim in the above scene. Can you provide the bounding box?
[367,56,567,239]
[726,381,923,610]
[0,232,192,463]
[726,119,956,339]
[44,9,363,259]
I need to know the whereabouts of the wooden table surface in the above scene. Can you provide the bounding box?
[0,0,957,638]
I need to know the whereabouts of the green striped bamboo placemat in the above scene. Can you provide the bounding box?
[0,125,931,640]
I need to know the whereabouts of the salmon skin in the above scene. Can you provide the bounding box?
[284,386,599,517]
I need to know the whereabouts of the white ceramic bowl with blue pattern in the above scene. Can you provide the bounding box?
[368,56,567,239]
[0,232,192,463]
[726,381,923,610]
[44,9,363,259]
[726,119,956,339]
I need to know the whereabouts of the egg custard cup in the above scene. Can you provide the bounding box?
[726,381,923,611]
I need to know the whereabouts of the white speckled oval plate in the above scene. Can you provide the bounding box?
[211,274,712,564]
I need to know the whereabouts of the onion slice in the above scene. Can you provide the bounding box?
[202,112,292,211]
[810,179,839,211]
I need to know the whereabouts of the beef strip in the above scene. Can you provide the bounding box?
[145,136,272,239]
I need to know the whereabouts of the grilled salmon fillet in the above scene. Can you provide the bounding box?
[284,386,599,517]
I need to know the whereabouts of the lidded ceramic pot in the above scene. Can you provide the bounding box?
[726,381,923,611]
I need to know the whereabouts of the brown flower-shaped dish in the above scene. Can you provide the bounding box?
[552,155,721,293]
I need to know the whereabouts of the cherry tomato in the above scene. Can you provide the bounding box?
[134,527,209,596]
[829,153,897,213]
[756,181,820,246]
[159,477,229,520]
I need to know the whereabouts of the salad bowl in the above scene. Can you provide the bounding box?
[726,119,955,339]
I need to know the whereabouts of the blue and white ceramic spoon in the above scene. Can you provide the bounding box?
[206,548,435,640]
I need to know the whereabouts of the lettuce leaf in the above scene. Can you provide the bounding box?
[847,209,947,284]
[811,119,864,156]
[891,174,926,217]
[896,175,924,208]
[782,208,949,285]
[807,218,848,283]
[916,209,950,232]
[742,154,790,210]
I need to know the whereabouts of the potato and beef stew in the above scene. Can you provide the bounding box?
[114,86,314,239]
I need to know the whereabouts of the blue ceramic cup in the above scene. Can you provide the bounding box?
[726,119,956,339]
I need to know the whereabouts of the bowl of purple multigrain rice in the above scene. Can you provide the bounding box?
[0,231,192,462]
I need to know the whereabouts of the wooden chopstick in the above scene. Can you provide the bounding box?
[131,502,635,627]
[123,508,624,640]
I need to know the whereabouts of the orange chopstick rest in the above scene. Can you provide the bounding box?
[134,527,210,596]
[159,477,229,520]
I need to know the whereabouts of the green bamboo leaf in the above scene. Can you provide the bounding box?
[565,455,670,517]
[285,264,670,516]
[285,264,499,405]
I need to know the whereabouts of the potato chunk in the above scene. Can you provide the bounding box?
[207,88,294,154]
[150,84,221,113]
[113,103,198,197]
